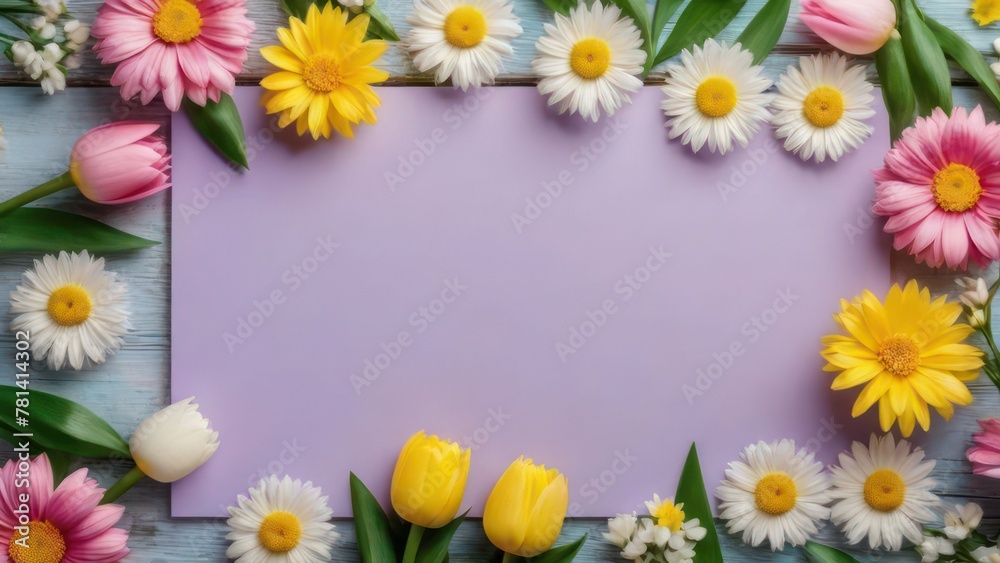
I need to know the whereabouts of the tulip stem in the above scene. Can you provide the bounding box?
[501,553,516,563]
[0,171,76,217]
[402,524,424,563]
[100,465,146,505]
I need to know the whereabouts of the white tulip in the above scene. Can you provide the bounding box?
[129,397,220,483]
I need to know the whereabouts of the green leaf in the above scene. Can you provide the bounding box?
[653,0,748,69]
[416,511,467,563]
[651,0,684,48]
[874,34,916,142]
[609,0,653,76]
[350,473,399,563]
[803,541,860,563]
[0,386,130,458]
[183,93,249,169]
[735,0,790,65]
[925,16,1000,112]
[364,5,400,41]
[536,0,576,16]
[0,207,159,252]
[279,0,312,19]
[897,0,951,116]
[531,534,588,563]
[674,443,723,563]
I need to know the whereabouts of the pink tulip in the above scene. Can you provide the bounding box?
[800,0,897,55]
[967,418,1000,479]
[70,122,171,204]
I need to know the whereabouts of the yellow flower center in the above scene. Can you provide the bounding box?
[754,472,798,515]
[47,285,92,327]
[569,38,611,80]
[877,335,920,377]
[152,0,203,44]
[863,469,906,512]
[802,86,845,128]
[650,500,685,532]
[695,77,738,118]
[8,521,66,563]
[258,511,302,553]
[303,53,343,93]
[932,163,982,212]
[443,6,487,48]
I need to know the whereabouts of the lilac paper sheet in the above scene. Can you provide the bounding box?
[170,86,890,517]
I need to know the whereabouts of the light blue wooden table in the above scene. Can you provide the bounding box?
[1,0,999,560]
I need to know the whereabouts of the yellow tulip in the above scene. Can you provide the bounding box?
[390,431,471,529]
[483,457,569,557]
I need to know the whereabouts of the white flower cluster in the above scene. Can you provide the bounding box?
[919,503,990,562]
[603,511,707,563]
[9,19,87,95]
[957,277,991,329]
[33,0,64,20]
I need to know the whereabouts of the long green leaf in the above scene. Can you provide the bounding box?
[897,0,951,116]
[350,473,399,563]
[416,511,467,563]
[0,207,158,252]
[803,541,860,563]
[651,0,684,48]
[183,93,249,169]
[364,5,400,41]
[531,534,588,563]
[536,0,577,16]
[874,34,916,142]
[279,0,311,19]
[0,386,130,458]
[610,0,653,75]
[925,16,1000,112]
[653,0,748,68]
[735,0,790,65]
[674,443,723,563]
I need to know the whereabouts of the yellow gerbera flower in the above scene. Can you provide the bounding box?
[260,4,388,140]
[821,280,983,437]
[972,0,1000,25]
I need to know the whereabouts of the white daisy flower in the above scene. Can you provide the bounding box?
[771,52,875,163]
[715,439,831,551]
[661,39,773,154]
[226,475,338,562]
[829,434,940,551]
[406,0,522,90]
[10,251,129,370]
[533,2,646,122]
[943,502,983,541]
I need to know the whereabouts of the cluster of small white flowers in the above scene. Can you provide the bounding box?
[11,41,65,94]
[919,503,986,563]
[604,512,707,563]
[33,0,64,20]
[956,277,991,329]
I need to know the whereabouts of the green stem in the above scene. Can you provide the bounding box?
[0,12,34,37]
[100,465,146,505]
[402,524,424,563]
[0,171,75,217]
[501,552,516,563]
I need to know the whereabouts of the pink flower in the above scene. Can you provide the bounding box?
[70,122,171,204]
[92,0,254,111]
[873,106,1000,269]
[0,454,130,562]
[968,418,1000,479]
[800,0,896,55]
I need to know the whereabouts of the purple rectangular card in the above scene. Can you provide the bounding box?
[170,86,890,517]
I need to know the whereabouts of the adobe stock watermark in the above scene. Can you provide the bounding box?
[245,439,307,487]
[716,138,780,202]
[350,278,467,395]
[384,88,493,193]
[459,406,511,452]
[567,448,639,516]
[222,235,340,352]
[681,287,800,404]
[843,206,881,244]
[555,245,672,363]
[510,117,629,234]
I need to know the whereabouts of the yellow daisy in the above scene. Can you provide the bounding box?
[821,280,983,437]
[260,4,389,140]
[973,0,1000,25]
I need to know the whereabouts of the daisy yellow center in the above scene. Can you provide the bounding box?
[803,86,844,128]
[303,53,343,93]
[754,472,798,515]
[651,501,685,532]
[570,38,611,80]
[47,285,92,327]
[258,511,303,553]
[695,77,738,118]
[152,0,203,44]
[863,469,906,512]
[8,521,66,563]
[932,163,982,213]
[443,6,487,49]
[877,335,920,377]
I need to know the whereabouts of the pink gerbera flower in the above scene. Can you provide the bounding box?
[967,418,1000,479]
[92,0,254,111]
[0,454,130,562]
[873,106,1000,269]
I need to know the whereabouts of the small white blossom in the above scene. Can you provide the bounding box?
[33,0,64,20]
[974,546,1000,563]
[919,535,955,563]
[603,513,638,548]
[944,502,984,541]
[63,19,90,47]
[11,41,43,80]
[957,278,991,328]
[31,15,56,39]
